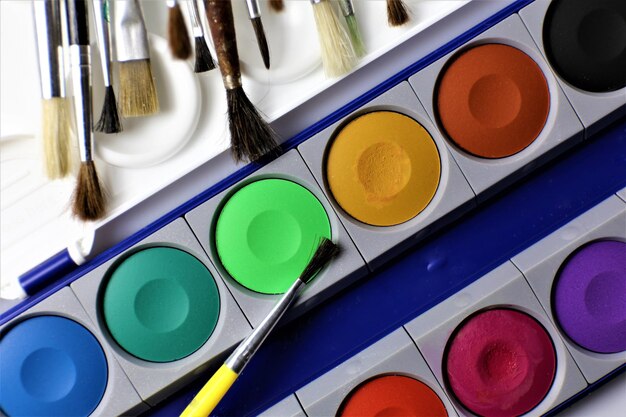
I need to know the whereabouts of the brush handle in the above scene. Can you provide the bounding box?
[245,0,260,19]
[187,0,204,38]
[65,0,93,162]
[66,0,89,45]
[70,44,93,162]
[92,0,113,86]
[225,277,305,373]
[33,0,65,99]
[180,364,238,417]
[339,0,355,17]
[114,0,150,62]
[205,0,241,90]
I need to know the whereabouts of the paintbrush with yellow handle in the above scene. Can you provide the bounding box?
[180,237,339,417]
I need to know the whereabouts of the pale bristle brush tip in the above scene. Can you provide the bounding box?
[115,0,160,117]
[387,0,410,27]
[33,0,74,179]
[339,0,366,58]
[66,0,107,220]
[310,0,357,78]
[188,0,215,73]
[93,0,122,133]
[41,98,73,178]
[167,0,192,59]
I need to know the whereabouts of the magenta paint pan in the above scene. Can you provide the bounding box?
[405,261,586,416]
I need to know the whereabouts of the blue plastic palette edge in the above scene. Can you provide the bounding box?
[149,118,625,417]
[1,0,534,324]
[2,0,625,415]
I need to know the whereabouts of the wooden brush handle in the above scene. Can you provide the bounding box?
[204,0,241,89]
[66,0,89,46]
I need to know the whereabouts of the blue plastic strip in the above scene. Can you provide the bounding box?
[18,249,75,296]
[147,118,626,417]
[2,0,533,322]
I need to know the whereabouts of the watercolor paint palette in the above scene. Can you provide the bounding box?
[272,193,625,417]
[0,0,470,291]
[1,0,625,415]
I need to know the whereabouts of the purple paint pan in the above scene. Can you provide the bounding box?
[553,240,626,353]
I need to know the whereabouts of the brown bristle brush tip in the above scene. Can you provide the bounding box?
[227,87,279,162]
[95,86,123,133]
[269,0,284,12]
[168,2,192,59]
[72,161,107,221]
[387,0,410,27]
[119,59,160,117]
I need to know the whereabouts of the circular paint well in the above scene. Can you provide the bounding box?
[326,111,441,226]
[103,247,220,362]
[544,0,626,92]
[215,179,331,294]
[436,44,550,159]
[553,240,626,353]
[339,375,448,417]
[0,316,107,416]
[445,309,556,417]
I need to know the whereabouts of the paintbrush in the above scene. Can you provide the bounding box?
[204,0,278,162]
[387,0,410,27]
[269,0,283,13]
[188,0,215,73]
[65,0,106,221]
[115,0,159,117]
[167,0,192,59]
[93,0,122,133]
[181,238,340,417]
[245,0,270,69]
[33,0,74,179]
[339,0,366,57]
[310,0,356,78]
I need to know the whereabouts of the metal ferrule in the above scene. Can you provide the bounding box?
[339,0,354,18]
[114,0,150,62]
[223,74,242,90]
[70,44,93,162]
[225,278,305,374]
[92,0,113,86]
[245,0,260,19]
[187,0,204,38]
[310,0,323,5]
[33,0,65,99]
[166,0,176,7]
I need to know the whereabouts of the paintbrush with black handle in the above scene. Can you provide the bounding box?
[246,0,270,69]
[204,0,278,162]
[188,0,215,73]
[66,0,106,220]
[93,0,122,133]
